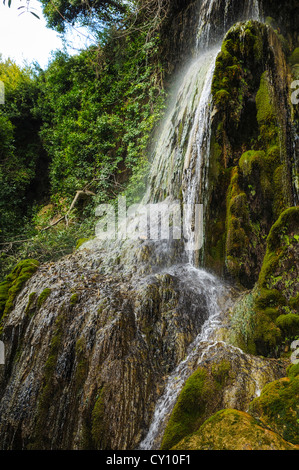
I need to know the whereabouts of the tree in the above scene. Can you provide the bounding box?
[35,0,129,32]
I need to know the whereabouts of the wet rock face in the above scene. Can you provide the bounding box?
[0,248,224,450]
[161,0,263,76]
[162,0,297,74]
[0,0,297,452]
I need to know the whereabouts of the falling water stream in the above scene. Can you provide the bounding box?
[139,266,229,450]
[139,43,223,453]
[138,0,263,451]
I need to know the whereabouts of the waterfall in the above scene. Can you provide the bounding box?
[181,56,216,266]
[139,266,229,450]
[138,0,264,451]
[139,41,221,455]
[197,0,261,50]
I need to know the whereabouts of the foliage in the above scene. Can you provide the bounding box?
[0,10,166,282]
[38,29,165,202]
[0,58,45,243]
[39,0,129,33]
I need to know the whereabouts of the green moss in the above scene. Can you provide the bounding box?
[91,387,108,450]
[214,89,230,107]
[266,207,299,253]
[211,360,231,387]
[173,408,298,450]
[160,368,211,450]
[250,207,299,356]
[37,288,52,309]
[249,376,299,445]
[239,150,265,177]
[253,310,282,353]
[289,293,299,310]
[287,363,299,379]
[161,361,231,451]
[224,167,252,280]
[265,17,279,30]
[254,288,286,311]
[266,145,280,166]
[177,121,183,146]
[291,64,299,80]
[258,208,298,290]
[207,21,293,291]
[28,309,65,449]
[76,237,93,249]
[272,165,288,217]
[0,259,39,323]
[289,48,299,66]
[70,293,79,306]
[276,314,299,337]
[255,71,280,146]
[256,71,275,124]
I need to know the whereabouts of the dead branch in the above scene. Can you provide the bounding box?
[0,188,96,246]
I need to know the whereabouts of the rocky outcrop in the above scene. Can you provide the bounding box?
[167,362,299,450]
[0,245,232,449]
[0,1,298,452]
[173,409,299,450]
[205,20,297,287]
[160,340,288,450]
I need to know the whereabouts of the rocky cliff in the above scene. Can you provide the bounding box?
[0,0,298,451]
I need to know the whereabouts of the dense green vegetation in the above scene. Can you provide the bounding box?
[0,1,166,281]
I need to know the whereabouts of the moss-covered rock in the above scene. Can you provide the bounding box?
[160,340,289,450]
[91,386,110,450]
[287,363,299,379]
[232,207,299,357]
[205,21,294,287]
[160,360,234,450]
[249,376,299,445]
[37,288,52,309]
[70,293,79,306]
[289,47,299,66]
[172,409,299,450]
[0,259,39,323]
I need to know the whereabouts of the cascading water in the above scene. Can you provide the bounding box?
[139,266,230,450]
[138,0,264,451]
[197,0,261,50]
[138,35,223,458]
[181,56,216,266]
